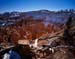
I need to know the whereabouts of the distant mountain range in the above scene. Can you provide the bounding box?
[0,10,75,26]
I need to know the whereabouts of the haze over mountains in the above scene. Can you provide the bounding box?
[0,9,75,26]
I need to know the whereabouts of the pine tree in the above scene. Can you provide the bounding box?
[63,16,74,46]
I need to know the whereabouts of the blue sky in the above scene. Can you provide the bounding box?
[0,0,75,13]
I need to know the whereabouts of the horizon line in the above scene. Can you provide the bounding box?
[0,9,75,14]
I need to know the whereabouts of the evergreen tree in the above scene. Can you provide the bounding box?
[63,16,74,46]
